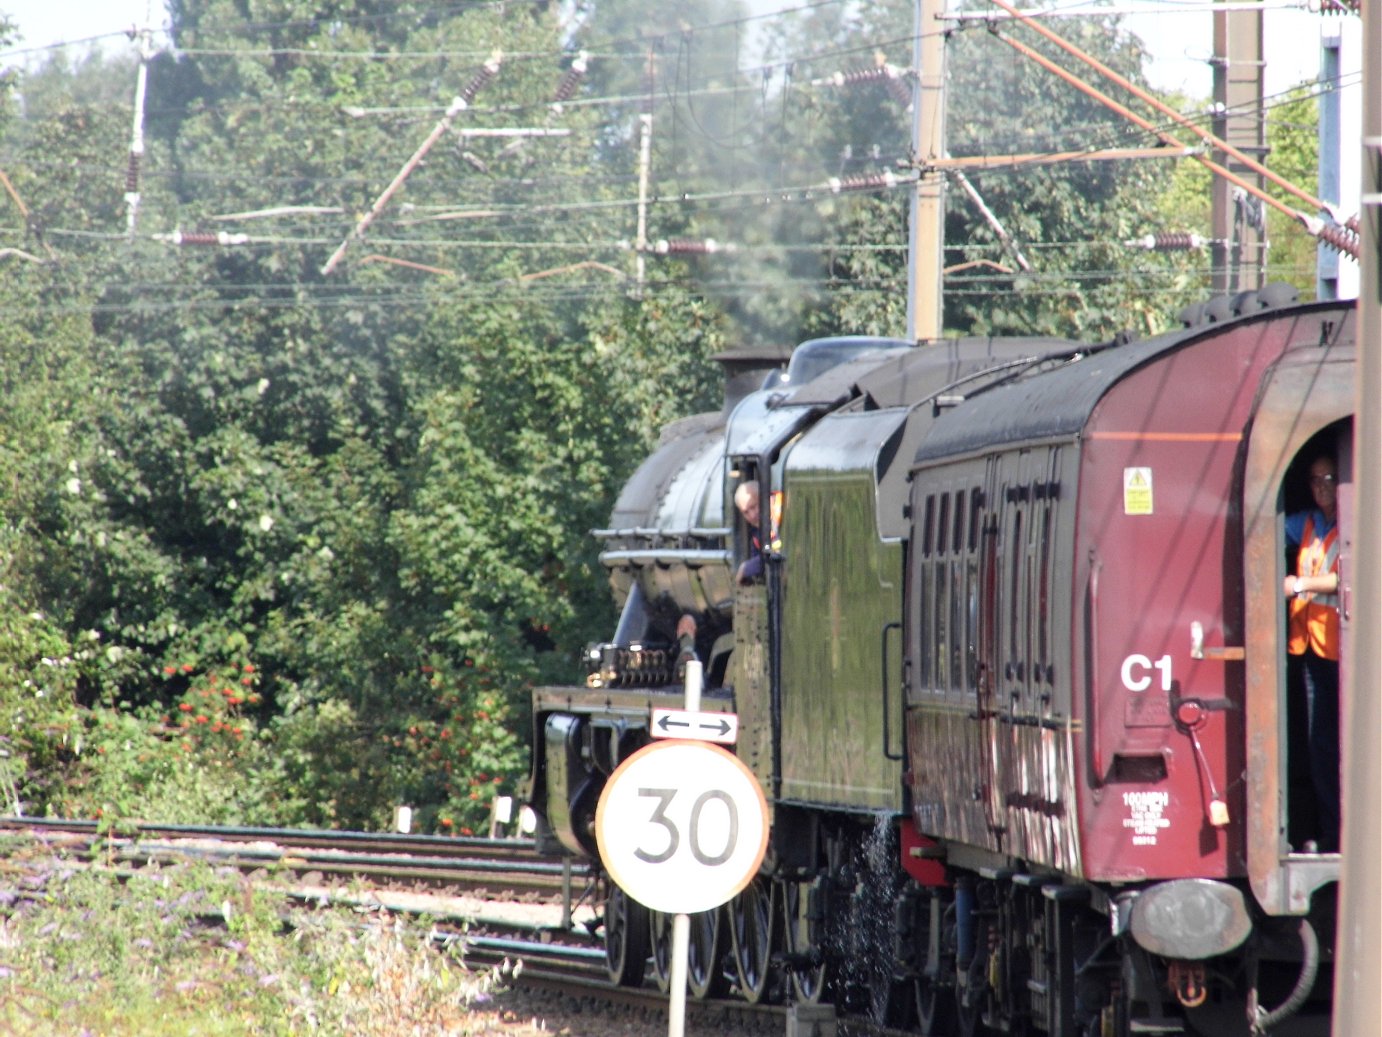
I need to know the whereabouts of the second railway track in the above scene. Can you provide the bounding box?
[0,815,590,901]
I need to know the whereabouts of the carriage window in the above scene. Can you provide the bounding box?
[1037,501,1052,682]
[968,488,983,552]
[1008,509,1023,669]
[920,483,985,694]
[965,556,979,689]
[950,558,964,690]
[933,559,949,689]
[1023,506,1036,693]
[937,493,951,556]
[916,555,932,690]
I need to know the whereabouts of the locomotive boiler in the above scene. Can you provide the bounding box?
[524,288,1348,1036]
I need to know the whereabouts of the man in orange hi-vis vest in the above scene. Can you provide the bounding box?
[1283,455,1342,853]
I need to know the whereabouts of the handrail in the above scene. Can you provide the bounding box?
[592,526,731,540]
[597,548,732,568]
[882,621,904,761]
[1084,555,1104,788]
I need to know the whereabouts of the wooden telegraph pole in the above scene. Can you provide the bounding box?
[908,0,947,342]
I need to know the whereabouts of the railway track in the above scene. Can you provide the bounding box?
[0,817,909,1035]
[0,815,589,900]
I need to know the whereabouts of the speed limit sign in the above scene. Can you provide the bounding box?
[595,740,769,915]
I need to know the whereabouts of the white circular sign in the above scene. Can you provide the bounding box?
[595,740,769,915]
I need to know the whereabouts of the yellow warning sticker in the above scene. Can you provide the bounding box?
[1124,467,1153,515]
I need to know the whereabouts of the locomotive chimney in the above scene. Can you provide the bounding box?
[712,345,791,414]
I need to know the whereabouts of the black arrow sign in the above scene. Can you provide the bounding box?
[653,711,736,740]
[657,713,735,741]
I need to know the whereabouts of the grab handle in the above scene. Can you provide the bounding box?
[882,621,904,761]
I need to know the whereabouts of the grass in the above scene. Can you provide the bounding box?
[0,845,516,1036]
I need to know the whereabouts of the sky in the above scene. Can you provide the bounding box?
[0,0,1330,95]
[1118,3,1331,97]
[0,0,169,60]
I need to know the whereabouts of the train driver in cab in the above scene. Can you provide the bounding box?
[1282,454,1341,853]
[735,481,765,585]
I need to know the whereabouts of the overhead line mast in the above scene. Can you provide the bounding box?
[1334,0,1381,1029]
[908,0,948,341]
[1211,0,1266,292]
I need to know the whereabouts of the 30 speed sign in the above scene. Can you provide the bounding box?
[595,740,769,915]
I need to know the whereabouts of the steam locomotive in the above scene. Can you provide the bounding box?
[525,287,1348,1036]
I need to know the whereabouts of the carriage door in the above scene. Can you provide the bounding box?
[986,449,1039,841]
[1243,354,1352,915]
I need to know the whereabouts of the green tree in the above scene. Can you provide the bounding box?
[1263,85,1320,295]
[0,0,729,829]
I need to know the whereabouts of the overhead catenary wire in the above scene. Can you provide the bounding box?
[931,144,1203,171]
[948,0,1315,23]
[19,75,1306,207]
[29,26,1315,200]
[985,0,1336,215]
[982,0,1357,256]
[8,3,1315,181]
[0,145,1235,276]
[1,0,1335,304]
[0,0,1324,159]
[2,258,1275,327]
[984,25,1357,258]
[0,0,841,67]
[0,266,1238,316]
[21,222,1211,260]
[4,90,1303,273]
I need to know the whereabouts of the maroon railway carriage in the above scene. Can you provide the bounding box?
[904,297,1350,1035]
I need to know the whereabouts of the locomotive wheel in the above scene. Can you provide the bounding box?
[914,971,953,1035]
[688,906,728,999]
[729,877,779,1004]
[868,971,907,1028]
[955,976,993,1037]
[649,910,673,993]
[782,879,829,1003]
[604,884,649,987]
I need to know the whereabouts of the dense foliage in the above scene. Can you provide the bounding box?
[0,2,728,831]
[0,0,1321,833]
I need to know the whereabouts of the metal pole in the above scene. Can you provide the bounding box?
[908,0,947,341]
[124,31,153,237]
[561,858,573,930]
[1210,1,1265,293]
[667,912,690,1037]
[666,658,703,1037]
[636,113,652,289]
[635,48,655,291]
[1333,1,1382,1030]
[1318,27,1343,300]
[682,659,703,713]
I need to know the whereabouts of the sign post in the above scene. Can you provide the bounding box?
[594,662,768,1037]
